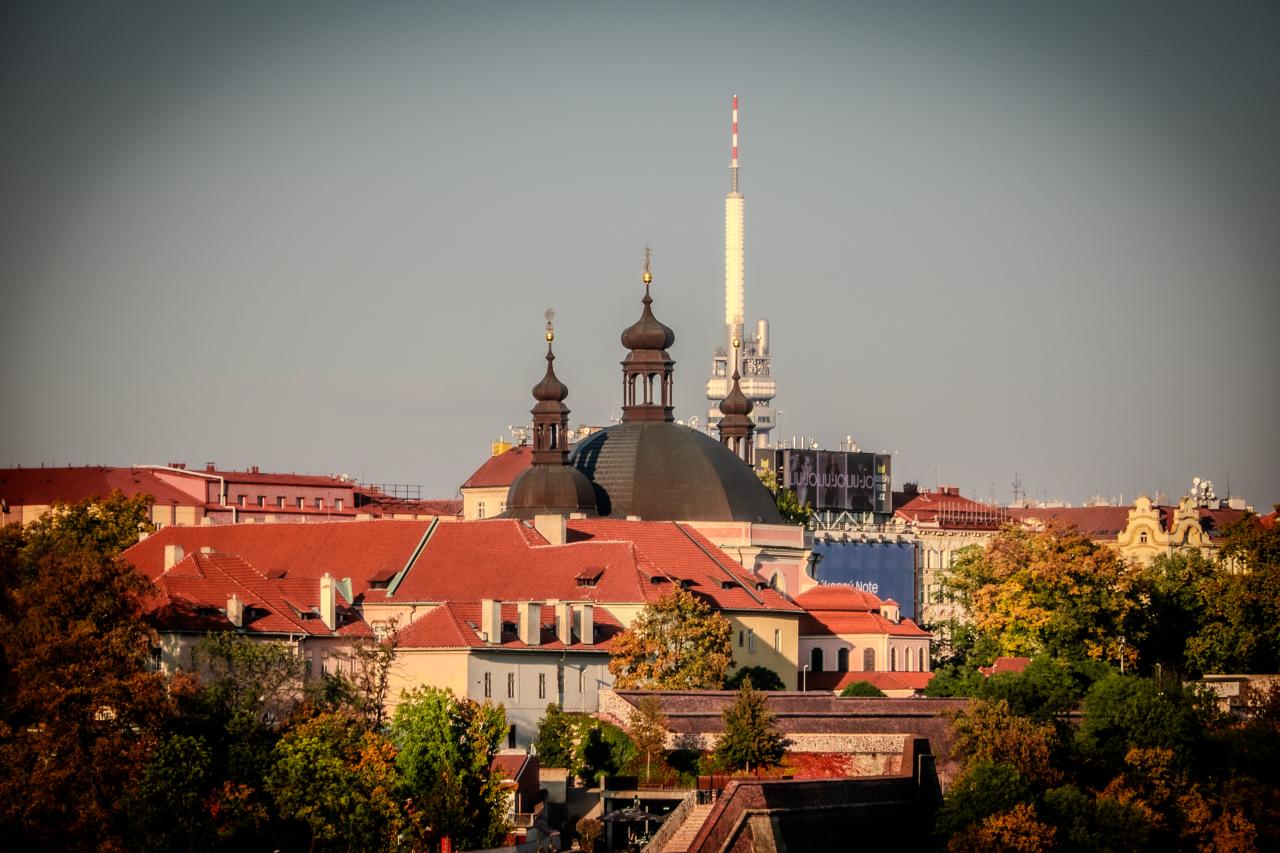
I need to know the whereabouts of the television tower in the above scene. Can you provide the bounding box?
[706,95,775,446]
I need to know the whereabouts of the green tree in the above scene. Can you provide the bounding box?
[608,588,733,690]
[714,678,789,773]
[577,720,636,784]
[0,496,171,852]
[943,523,1135,665]
[725,665,785,691]
[840,680,886,697]
[628,695,669,783]
[1129,551,1211,676]
[391,687,508,852]
[534,703,577,768]
[125,734,216,853]
[1076,673,1217,774]
[1186,513,1280,674]
[267,712,403,853]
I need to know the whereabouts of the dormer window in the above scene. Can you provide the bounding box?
[576,568,604,588]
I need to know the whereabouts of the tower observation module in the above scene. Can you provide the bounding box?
[706,95,776,447]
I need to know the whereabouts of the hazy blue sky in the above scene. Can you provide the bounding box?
[2,1,1277,507]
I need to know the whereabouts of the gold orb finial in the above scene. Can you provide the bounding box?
[544,307,556,342]
[732,335,741,349]
[642,244,652,284]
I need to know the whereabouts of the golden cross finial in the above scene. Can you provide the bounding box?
[642,245,652,284]
[544,307,555,342]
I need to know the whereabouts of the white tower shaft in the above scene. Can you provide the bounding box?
[725,94,745,358]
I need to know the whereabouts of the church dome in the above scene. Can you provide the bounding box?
[620,287,675,352]
[568,421,782,523]
[505,465,598,519]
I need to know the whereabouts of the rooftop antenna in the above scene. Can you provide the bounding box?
[1011,472,1025,506]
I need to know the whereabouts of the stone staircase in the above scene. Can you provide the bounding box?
[660,802,715,853]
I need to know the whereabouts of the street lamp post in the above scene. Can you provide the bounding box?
[802,664,809,692]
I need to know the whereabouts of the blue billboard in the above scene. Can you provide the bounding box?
[812,540,917,620]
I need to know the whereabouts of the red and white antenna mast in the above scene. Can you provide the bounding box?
[730,93,740,193]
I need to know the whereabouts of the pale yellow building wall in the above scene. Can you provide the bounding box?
[462,486,510,521]
[725,611,800,690]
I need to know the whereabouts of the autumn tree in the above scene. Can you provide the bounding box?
[943,523,1135,665]
[266,711,403,852]
[608,587,733,689]
[714,678,789,773]
[628,695,669,783]
[391,687,508,852]
[0,494,171,851]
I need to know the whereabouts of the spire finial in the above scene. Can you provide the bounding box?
[545,307,556,343]
[642,245,652,285]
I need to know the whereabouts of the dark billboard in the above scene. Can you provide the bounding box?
[774,450,892,513]
[813,541,917,619]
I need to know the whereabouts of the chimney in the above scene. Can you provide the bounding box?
[518,601,542,646]
[481,599,502,645]
[534,514,567,546]
[163,544,184,569]
[320,573,337,631]
[576,603,594,646]
[226,594,244,628]
[200,546,214,554]
[206,462,216,472]
[555,601,573,645]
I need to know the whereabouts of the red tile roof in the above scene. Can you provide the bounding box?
[0,466,203,507]
[203,468,356,487]
[894,490,1011,529]
[806,671,934,693]
[148,551,371,637]
[794,584,929,638]
[385,518,799,615]
[462,446,533,489]
[567,519,802,613]
[125,520,432,596]
[793,585,882,613]
[398,601,623,651]
[978,656,1031,677]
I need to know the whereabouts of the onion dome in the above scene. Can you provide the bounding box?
[719,366,753,419]
[621,260,675,352]
[532,324,569,403]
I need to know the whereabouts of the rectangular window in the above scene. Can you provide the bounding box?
[477,501,486,519]
[257,495,266,507]
[335,498,344,511]
[578,667,586,693]
[237,494,246,507]
[276,496,285,508]
[507,672,515,698]
[296,497,304,509]
[738,630,744,647]
[774,629,782,652]
[538,673,546,699]
[315,498,324,509]
[483,672,492,698]
[748,629,755,654]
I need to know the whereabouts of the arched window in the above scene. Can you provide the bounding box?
[1139,530,1149,544]
[918,648,926,672]
[890,648,898,672]
[837,648,849,672]
[810,647,824,673]
[863,648,875,671]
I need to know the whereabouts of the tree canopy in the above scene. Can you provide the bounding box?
[608,587,733,690]
[714,678,789,773]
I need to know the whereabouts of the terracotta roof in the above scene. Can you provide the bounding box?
[385,518,799,614]
[894,490,1011,529]
[794,584,929,638]
[978,656,1031,677]
[397,601,623,651]
[793,585,882,613]
[1008,506,1131,539]
[567,519,801,612]
[148,551,371,637]
[0,466,203,507]
[202,468,355,487]
[125,520,432,596]
[491,753,534,782]
[806,671,934,693]
[799,610,930,638]
[1262,511,1278,530]
[462,446,533,489]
